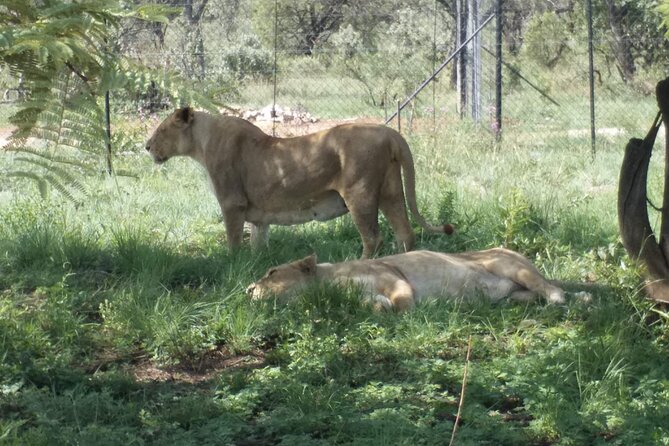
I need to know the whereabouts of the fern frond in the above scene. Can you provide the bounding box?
[13,155,92,190]
[110,59,222,112]
[4,171,49,199]
[43,173,84,204]
[7,147,96,172]
[4,69,108,201]
[113,169,139,178]
[1,1,207,203]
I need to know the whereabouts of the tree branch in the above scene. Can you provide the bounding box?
[193,0,209,23]
[65,62,95,95]
[448,336,472,446]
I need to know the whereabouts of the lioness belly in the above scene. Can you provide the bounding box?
[245,191,348,225]
[410,268,518,301]
[383,251,520,301]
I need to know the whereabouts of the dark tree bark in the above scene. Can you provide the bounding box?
[298,0,348,55]
[184,0,208,81]
[603,0,636,83]
[617,78,669,303]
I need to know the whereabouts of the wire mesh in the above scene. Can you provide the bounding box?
[110,0,669,151]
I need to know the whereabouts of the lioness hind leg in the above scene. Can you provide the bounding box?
[482,249,565,304]
[363,294,393,312]
[249,223,269,248]
[355,217,382,259]
[380,195,414,252]
[345,197,382,259]
[513,265,565,304]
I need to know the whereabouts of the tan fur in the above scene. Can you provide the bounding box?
[145,107,450,258]
[246,248,566,311]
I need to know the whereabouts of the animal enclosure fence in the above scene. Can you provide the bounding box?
[105,0,669,155]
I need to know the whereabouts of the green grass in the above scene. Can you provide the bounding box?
[2,98,669,445]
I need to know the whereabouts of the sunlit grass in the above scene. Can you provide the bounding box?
[1,89,669,445]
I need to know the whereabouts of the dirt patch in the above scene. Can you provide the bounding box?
[223,104,382,138]
[0,127,15,148]
[128,347,266,384]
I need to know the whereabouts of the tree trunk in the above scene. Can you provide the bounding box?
[617,78,669,303]
[657,81,669,267]
[184,0,208,80]
[603,0,635,83]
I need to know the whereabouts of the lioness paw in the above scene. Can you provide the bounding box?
[547,289,566,304]
[362,294,393,312]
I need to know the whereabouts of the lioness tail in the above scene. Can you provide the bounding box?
[394,131,454,235]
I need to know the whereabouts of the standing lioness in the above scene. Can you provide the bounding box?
[246,248,566,311]
[145,107,452,258]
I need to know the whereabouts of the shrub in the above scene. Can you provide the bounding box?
[218,34,273,81]
[522,12,572,69]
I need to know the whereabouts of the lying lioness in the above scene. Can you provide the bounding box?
[246,248,566,311]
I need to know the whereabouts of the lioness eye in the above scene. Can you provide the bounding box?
[267,268,277,276]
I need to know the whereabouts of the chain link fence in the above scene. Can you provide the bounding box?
[111,0,669,152]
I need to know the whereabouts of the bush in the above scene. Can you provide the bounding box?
[218,34,273,81]
[522,12,572,69]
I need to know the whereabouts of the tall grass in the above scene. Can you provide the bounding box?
[1,97,669,444]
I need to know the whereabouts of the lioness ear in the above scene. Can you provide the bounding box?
[175,106,194,125]
[297,254,317,275]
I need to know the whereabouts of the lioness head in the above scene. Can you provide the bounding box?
[145,107,194,164]
[246,255,317,300]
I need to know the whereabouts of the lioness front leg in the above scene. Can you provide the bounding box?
[250,223,269,248]
[212,176,248,250]
[221,205,246,249]
[215,191,247,249]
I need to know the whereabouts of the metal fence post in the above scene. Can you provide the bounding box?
[385,14,494,126]
[271,0,278,136]
[457,0,468,118]
[105,90,112,175]
[432,0,438,128]
[587,0,596,156]
[470,0,481,123]
[495,0,503,141]
[397,100,401,134]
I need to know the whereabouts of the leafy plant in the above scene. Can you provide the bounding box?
[3,72,105,203]
[0,0,218,201]
[495,189,549,253]
[522,12,571,69]
[219,34,273,81]
[322,7,450,108]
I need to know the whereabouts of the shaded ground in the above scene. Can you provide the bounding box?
[0,126,13,147]
[127,348,266,384]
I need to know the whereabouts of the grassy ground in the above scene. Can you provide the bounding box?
[1,110,669,446]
